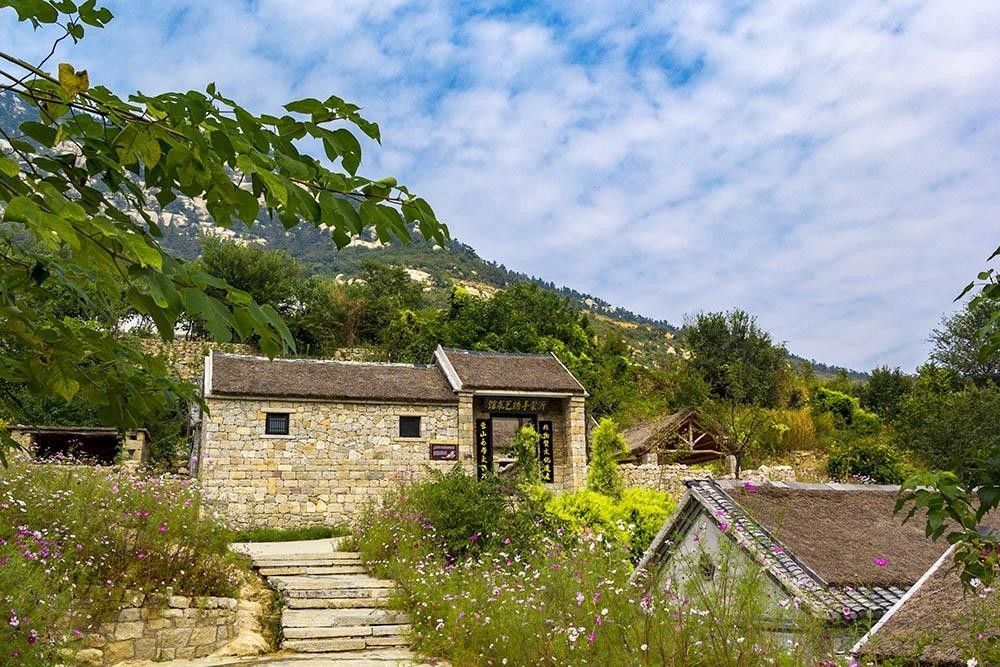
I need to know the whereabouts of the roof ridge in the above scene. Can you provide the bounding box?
[212,352,436,370]
[713,479,901,492]
[439,347,552,358]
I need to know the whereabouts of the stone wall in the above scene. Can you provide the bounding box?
[199,398,469,527]
[68,594,254,665]
[623,462,798,496]
[621,463,714,497]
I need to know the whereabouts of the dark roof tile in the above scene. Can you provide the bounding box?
[439,348,586,394]
[210,354,457,404]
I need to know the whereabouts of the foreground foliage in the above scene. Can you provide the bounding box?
[357,471,836,666]
[0,456,240,664]
[0,1,443,453]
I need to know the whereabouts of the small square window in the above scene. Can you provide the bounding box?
[399,416,421,438]
[265,412,290,435]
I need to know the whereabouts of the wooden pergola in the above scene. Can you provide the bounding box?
[618,407,726,465]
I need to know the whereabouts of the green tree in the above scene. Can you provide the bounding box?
[897,246,1000,590]
[197,236,302,313]
[354,260,426,345]
[587,418,626,498]
[929,297,1000,386]
[681,309,791,408]
[896,384,1000,487]
[861,366,914,421]
[0,2,444,454]
[702,399,778,477]
[290,276,366,356]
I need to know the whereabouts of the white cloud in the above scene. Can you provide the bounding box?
[2,0,998,370]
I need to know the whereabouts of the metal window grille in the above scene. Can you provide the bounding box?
[265,412,290,435]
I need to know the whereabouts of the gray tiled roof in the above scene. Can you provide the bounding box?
[209,353,458,404]
[437,347,587,395]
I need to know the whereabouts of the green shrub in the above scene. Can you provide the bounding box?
[827,435,906,484]
[813,387,858,427]
[850,407,882,435]
[547,487,675,561]
[360,466,556,560]
[587,418,626,498]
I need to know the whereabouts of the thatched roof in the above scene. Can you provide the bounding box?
[725,483,945,588]
[209,353,458,404]
[855,539,1000,666]
[620,408,725,464]
[436,347,586,395]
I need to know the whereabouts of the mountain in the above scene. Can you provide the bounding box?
[0,91,864,379]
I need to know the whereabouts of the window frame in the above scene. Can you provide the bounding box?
[264,412,291,436]
[398,415,422,439]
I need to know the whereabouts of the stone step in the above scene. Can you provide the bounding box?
[283,587,393,600]
[283,608,409,628]
[270,574,395,591]
[286,596,392,609]
[280,647,420,661]
[282,623,412,640]
[254,557,363,568]
[253,550,361,562]
[259,564,368,576]
[282,635,410,653]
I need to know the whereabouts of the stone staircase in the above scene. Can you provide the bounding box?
[235,538,424,665]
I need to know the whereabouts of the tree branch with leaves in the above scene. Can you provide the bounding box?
[0,0,446,458]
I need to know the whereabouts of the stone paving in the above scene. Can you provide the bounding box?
[232,538,431,667]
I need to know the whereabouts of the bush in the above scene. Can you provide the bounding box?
[547,487,676,561]
[813,387,858,427]
[587,418,626,498]
[826,436,906,484]
[0,457,241,664]
[359,466,556,561]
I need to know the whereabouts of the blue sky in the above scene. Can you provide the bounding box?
[3,0,999,371]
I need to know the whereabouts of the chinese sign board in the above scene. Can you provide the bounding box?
[484,397,550,414]
[475,418,493,480]
[429,443,458,461]
[538,420,554,483]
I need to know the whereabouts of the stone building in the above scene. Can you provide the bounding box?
[197,346,589,527]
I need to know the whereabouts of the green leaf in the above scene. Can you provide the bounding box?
[3,195,80,249]
[284,98,326,115]
[0,155,18,177]
[181,288,234,342]
[114,124,162,168]
[20,121,58,147]
[1,0,59,23]
[254,170,288,207]
[57,62,90,98]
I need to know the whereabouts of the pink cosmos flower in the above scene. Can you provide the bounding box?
[873,557,888,567]
[720,522,729,533]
